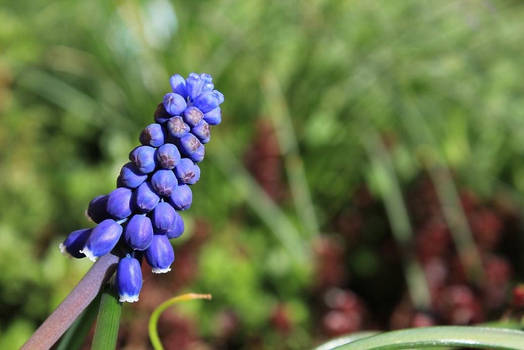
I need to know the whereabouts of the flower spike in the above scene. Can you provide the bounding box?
[60,73,224,302]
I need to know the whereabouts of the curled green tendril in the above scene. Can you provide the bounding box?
[148,293,212,350]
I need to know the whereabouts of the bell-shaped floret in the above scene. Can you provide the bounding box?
[193,90,222,113]
[60,228,92,258]
[154,103,171,124]
[155,143,181,169]
[183,106,204,127]
[174,158,199,185]
[87,195,109,223]
[129,146,157,174]
[117,255,143,303]
[185,73,205,101]
[151,169,178,197]
[140,123,165,147]
[124,214,153,251]
[107,187,133,219]
[151,202,176,233]
[168,184,192,211]
[191,120,210,144]
[145,235,175,273]
[133,182,160,213]
[179,133,205,162]
[170,74,187,98]
[204,107,221,125]
[166,211,184,239]
[81,219,123,261]
[167,116,190,139]
[118,162,147,189]
[163,92,187,116]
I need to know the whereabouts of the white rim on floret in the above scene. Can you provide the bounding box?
[84,209,95,223]
[119,293,139,303]
[80,248,98,262]
[152,267,171,274]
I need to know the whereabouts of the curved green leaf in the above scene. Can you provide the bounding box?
[328,326,524,350]
[314,331,378,350]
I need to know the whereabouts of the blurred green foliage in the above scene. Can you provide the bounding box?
[2,0,524,349]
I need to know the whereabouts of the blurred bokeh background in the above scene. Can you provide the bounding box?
[2,0,524,349]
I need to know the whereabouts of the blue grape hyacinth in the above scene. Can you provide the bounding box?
[60,73,224,303]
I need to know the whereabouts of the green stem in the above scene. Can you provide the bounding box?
[148,293,212,350]
[333,326,524,350]
[91,286,122,350]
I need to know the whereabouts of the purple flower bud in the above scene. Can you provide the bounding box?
[170,74,187,98]
[203,107,221,125]
[81,219,123,261]
[192,145,205,163]
[107,187,133,219]
[134,182,160,212]
[139,123,165,147]
[200,73,214,93]
[117,255,142,303]
[151,169,178,197]
[145,235,174,273]
[124,214,153,251]
[180,133,205,162]
[175,158,198,184]
[129,146,157,174]
[183,106,203,127]
[154,103,171,124]
[155,143,181,169]
[214,90,224,104]
[167,116,190,139]
[200,73,212,82]
[191,120,210,144]
[163,92,187,115]
[185,73,205,101]
[166,211,184,239]
[116,176,125,188]
[168,184,192,211]
[193,90,220,113]
[87,195,109,223]
[187,164,200,185]
[151,201,176,233]
[60,228,92,258]
[118,162,147,189]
